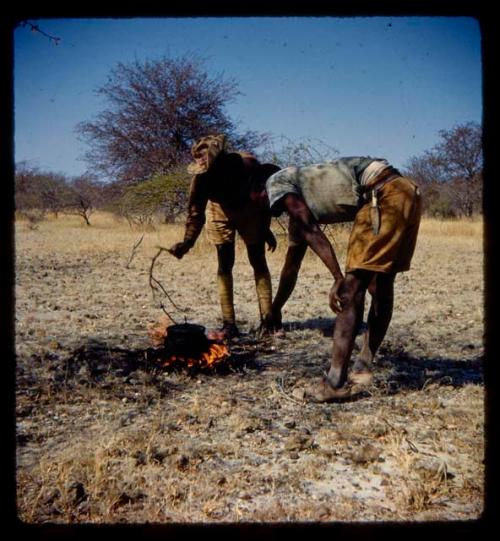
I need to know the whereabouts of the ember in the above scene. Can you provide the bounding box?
[160,341,230,369]
[148,318,231,371]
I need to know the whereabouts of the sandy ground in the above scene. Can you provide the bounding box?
[14,213,485,524]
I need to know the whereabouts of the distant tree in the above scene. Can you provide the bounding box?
[435,122,483,217]
[405,122,483,217]
[14,163,109,226]
[160,169,192,222]
[66,175,104,226]
[115,168,191,227]
[15,162,73,219]
[38,174,75,217]
[404,152,454,217]
[259,135,339,168]
[76,54,268,184]
[15,161,41,214]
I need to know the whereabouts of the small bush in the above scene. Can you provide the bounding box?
[114,170,190,227]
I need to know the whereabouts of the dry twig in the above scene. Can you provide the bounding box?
[274,375,307,406]
[19,21,61,45]
[148,247,185,323]
[275,217,288,234]
[125,234,144,269]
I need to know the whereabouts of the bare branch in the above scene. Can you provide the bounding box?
[19,20,61,45]
[148,247,186,322]
[274,217,288,234]
[76,54,268,183]
[125,234,144,269]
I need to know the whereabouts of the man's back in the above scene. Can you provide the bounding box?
[266,157,380,223]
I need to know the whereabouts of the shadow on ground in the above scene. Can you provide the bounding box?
[373,345,484,392]
[55,337,264,382]
[282,317,369,338]
[280,320,483,392]
[283,317,336,336]
[25,333,483,404]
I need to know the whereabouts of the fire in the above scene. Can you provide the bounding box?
[147,317,231,370]
[160,342,230,369]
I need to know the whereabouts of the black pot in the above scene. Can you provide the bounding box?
[163,323,209,357]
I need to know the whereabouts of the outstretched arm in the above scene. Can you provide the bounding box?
[168,176,208,259]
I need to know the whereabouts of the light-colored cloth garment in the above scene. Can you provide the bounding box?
[359,159,390,187]
[266,157,421,274]
[266,157,384,222]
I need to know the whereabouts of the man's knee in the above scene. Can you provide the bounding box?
[342,271,370,302]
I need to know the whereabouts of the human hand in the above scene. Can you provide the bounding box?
[167,241,191,259]
[265,230,277,252]
[329,277,345,314]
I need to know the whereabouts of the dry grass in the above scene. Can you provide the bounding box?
[419,216,483,237]
[15,212,485,524]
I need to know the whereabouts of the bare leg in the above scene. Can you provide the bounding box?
[246,242,273,331]
[326,271,370,388]
[305,271,372,402]
[216,243,238,337]
[352,272,395,376]
[271,242,307,328]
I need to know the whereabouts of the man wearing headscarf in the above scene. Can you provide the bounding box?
[168,134,280,338]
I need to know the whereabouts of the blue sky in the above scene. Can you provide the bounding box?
[14,16,482,177]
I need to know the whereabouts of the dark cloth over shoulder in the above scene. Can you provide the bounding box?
[183,152,262,245]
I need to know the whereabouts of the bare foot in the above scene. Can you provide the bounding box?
[348,370,373,385]
[304,377,353,403]
[349,359,374,385]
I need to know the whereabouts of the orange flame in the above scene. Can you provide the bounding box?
[161,342,230,369]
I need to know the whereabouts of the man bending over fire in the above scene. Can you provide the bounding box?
[168,134,280,339]
[251,157,421,402]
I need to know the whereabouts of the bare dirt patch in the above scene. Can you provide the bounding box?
[15,214,484,523]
